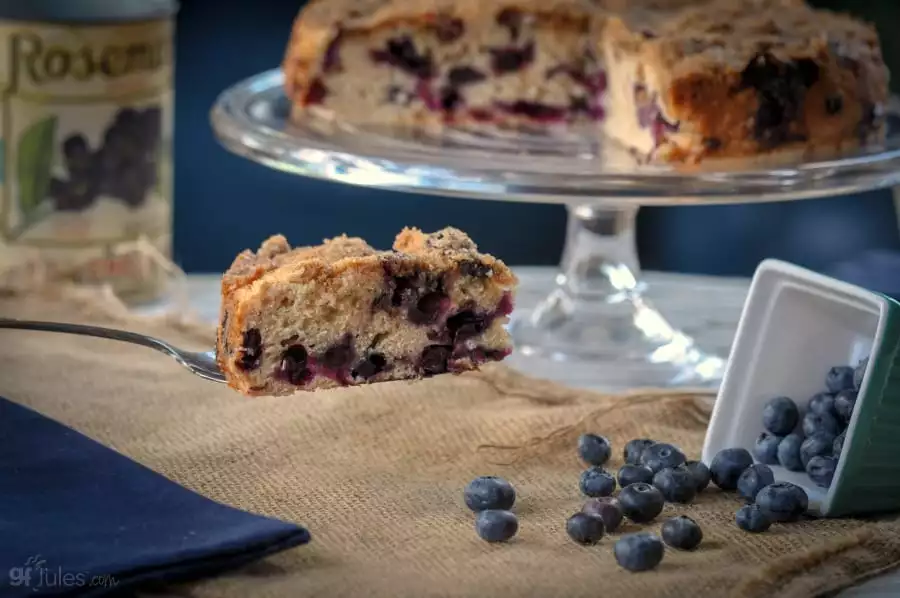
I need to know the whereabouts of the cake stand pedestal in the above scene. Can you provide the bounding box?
[509,203,724,388]
[211,69,900,390]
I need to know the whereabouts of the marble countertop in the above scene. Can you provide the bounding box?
[147,268,895,596]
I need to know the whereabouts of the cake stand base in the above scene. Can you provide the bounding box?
[508,204,726,390]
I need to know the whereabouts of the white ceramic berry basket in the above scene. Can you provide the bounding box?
[701,259,900,517]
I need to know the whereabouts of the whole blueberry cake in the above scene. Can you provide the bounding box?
[281,0,889,167]
[217,227,517,396]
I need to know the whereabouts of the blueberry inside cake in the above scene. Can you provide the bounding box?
[217,227,517,396]
[282,0,889,167]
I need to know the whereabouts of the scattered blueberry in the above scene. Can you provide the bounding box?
[806,456,837,488]
[800,434,834,469]
[464,476,516,512]
[807,392,837,417]
[617,464,654,488]
[736,504,772,533]
[826,365,855,393]
[566,512,605,545]
[660,515,703,550]
[640,443,686,474]
[652,467,697,504]
[624,439,656,465]
[737,464,775,502]
[618,483,665,523]
[834,389,857,424]
[578,433,612,466]
[853,358,868,390]
[777,433,805,472]
[579,467,616,498]
[614,532,665,572]
[802,411,840,438]
[710,447,754,491]
[582,498,623,533]
[762,396,800,435]
[753,432,783,465]
[755,482,809,523]
[474,509,518,542]
[684,460,712,492]
[833,431,846,457]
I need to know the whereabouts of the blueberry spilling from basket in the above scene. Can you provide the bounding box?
[50,105,162,212]
[754,357,867,489]
[458,414,849,572]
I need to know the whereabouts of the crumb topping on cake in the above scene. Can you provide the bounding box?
[223,227,516,296]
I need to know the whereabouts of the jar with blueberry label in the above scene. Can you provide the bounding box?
[0,0,177,302]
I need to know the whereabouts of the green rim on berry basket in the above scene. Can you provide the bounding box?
[829,293,900,516]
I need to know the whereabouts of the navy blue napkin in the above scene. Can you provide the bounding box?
[826,250,900,302]
[0,397,311,597]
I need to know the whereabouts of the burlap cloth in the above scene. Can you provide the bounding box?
[3,288,900,598]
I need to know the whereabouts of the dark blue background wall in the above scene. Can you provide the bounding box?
[173,0,900,275]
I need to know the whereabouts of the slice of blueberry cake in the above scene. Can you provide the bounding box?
[216,227,517,396]
[599,2,889,166]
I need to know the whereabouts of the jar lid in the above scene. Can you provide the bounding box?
[0,0,178,23]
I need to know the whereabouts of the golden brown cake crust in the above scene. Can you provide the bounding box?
[217,227,517,396]
[602,2,889,165]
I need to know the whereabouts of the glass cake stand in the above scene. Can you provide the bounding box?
[210,68,900,390]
